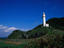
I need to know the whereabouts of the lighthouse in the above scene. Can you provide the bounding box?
[43,12,49,27]
[43,12,46,27]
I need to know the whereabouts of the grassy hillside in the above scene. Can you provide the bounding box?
[26,29,64,48]
[8,25,52,39]
[6,17,64,48]
[8,30,26,39]
[8,17,64,39]
[1,27,64,48]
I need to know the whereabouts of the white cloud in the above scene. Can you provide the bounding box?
[0,25,18,32]
[5,27,17,32]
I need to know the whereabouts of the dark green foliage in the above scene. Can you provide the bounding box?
[8,30,26,39]
[26,28,64,48]
[7,17,64,48]
[26,27,48,39]
[47,17,64,30]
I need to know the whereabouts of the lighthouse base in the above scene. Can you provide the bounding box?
[43,24,49,27]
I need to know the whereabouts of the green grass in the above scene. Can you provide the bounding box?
[0,40,27,48]
[0,43,26,48]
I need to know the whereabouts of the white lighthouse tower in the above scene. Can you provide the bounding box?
[43,12,46,27]
[43,12,49,27]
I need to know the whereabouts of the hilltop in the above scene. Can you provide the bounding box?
[1,17,64,48]
[47,17,64,30]
[8,17,64,39]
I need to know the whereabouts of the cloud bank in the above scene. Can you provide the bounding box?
[0,25,17,32]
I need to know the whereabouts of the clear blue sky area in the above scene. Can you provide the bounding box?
[0,0,64,37]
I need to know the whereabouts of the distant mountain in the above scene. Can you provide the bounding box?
[8,17,64,39]
[8,30,26,39]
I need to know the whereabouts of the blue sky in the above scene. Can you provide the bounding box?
[0,0,64,37]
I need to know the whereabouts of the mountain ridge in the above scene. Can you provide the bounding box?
[8,17,64,39]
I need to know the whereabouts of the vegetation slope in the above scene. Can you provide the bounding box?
[8,17,64,39]
[7,17,64,48]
